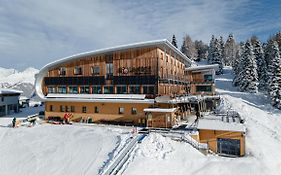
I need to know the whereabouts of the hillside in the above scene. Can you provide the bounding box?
[123,67,281,175]
[0,67,39,98]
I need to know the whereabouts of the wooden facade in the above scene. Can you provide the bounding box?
[43,47,188,98]
[198,129,245,156]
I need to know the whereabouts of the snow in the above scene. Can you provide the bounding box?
[1,66,281,175]
[0,88,23,94]
[0,67,38,85]
[143,108,177,113]
[197,119,246,132]
[123,66,281,175]
[185,64,219,71]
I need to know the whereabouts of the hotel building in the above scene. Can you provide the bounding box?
[35,39,217,128]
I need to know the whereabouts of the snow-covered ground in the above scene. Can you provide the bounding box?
[1,66,281,175]
[123,66,281,175]
[0,107,131,175]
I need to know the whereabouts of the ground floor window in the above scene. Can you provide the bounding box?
[71,106,75,112]
[117,85,127,94]
[82,106,87,113]
[104,86,114,94]
[217,138,240,156]
[60,105,65,112]
[129,85,140,94]
[50,105,54,112]
[92,86,102,94]
[131,107,137,115]
[94,106,99,113]
[196,85,212,92]
[119,107,124,114]
[143,86,155,94]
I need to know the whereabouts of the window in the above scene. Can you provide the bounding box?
[119,107,124,114]
[69,86,78,94]
[74,66,82,75]
[58,86,67,94]
[50,105,54,112]
[160,52,163,60]
[104,86,114,94]
[60,105,65,112]
[204,74,213,82]
[143,86,155,94]
[92,86,102,94]
[196,85,212,92]
[1,97,4,102]
[48,86,56,93]
[80,86,90,94]
[117,85,127,94]
[71,106,75,112]
[106,63,113,79]
[129,85,140,94]
[91,66,100,75]
[94,106,99,113]
[166,55,168,62]
[131,107,137,115]
[82,106,87,113]
[66,106,70,112]
[59,67,66,76]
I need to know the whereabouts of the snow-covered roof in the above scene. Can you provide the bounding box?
[185,64,219,71]
[47,94,146,99]
[197,119,246,132]
[0,88,23,95]
[156,95,220,104]
[143,108,178,113]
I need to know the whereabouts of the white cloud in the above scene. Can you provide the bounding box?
[0,0,280,69]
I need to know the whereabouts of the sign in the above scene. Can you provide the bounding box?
[118,66,151,75]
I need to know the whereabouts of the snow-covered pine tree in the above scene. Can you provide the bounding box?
[210,38,223,74]
[267,41,281,109]
[238,41,258,93]
[171,34,178,48]
[232,42,244,86]
[251,37,267,91]
[224,34,236,66]
[219,36,225,65]
[207,35,215,63]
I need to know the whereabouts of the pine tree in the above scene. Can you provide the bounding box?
[251,37,267,91]
[267,41,281,109]
[171,34,178,48]
[238,41,258,93]
[224,34,236,66]
[232,42,244,86]
[210,38,223,74]
[194,40,208,61]
[208,35,215,63]
[219,36,225,65]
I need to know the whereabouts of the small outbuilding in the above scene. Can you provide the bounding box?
[196,118,246,157]
[0,88,22,116]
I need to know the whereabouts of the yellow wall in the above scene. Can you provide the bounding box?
[45,101,150,124]
[199,129,245,156]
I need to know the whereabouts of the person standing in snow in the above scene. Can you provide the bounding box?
[12,117,16,128]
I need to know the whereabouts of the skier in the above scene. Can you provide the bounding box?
[12,117,16,128]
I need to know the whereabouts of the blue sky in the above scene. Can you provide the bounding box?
[0,0,280,70]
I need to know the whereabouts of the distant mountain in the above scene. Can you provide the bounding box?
[0,67,39,98]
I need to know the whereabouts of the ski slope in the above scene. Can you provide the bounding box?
[123,67,281,175]
[0,116,131,175]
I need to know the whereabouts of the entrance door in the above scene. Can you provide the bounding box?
[217,138,240,156]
